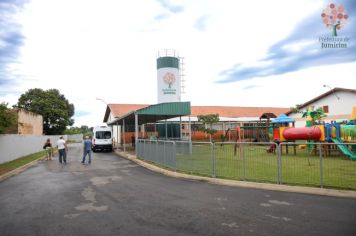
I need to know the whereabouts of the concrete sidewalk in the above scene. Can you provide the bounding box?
[115,150,356,199]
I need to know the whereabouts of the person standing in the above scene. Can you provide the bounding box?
[57,136,67,164]
[43,138,53,161]
[82,136,93,165]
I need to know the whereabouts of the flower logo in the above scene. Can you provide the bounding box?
[163,72,176,88]
[321,3,348,36]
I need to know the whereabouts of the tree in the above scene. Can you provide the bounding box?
[15,88,75,135]
[289,104,303,114]
[0,102,17,134]
[64,125,93,136]
[197,114,220,142]
[302,106,326,127]
[321,3,348,36]
[64,126,81,135]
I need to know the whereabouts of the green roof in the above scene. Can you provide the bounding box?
[137,102,190,115]
[108,102,191,125]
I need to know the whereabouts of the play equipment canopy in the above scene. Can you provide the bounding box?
[272,114,295,124]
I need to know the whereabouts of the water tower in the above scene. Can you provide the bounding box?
[157,49,183,103]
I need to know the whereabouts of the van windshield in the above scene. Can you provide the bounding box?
[95,131,111,139]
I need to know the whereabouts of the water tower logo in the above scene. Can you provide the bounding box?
[321,3,348,37]
[163,72,176,88]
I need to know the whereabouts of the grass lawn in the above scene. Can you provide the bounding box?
[176,143,356,190]
[0,150,49,176]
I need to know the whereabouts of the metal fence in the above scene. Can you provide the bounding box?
[136,139,356,190]
[137,139,176,169]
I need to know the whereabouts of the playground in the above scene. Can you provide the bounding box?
[183,109,356,189]
[174,142,356,190]
[137,107,356,190]
[111,102,356,191]
[218,108,356,161]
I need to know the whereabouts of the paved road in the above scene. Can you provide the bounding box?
[1,143,356,236]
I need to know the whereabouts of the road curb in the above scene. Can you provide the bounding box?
[0,149,59,182]
[0,156,46,182]
[115,150,356,199]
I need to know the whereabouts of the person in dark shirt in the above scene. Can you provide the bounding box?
[43,138,53,161]
[82,136,93,165]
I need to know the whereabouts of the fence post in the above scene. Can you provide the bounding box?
[173,141,177,171]
[319,143,323,188]
[242,142,246,181]
[143,140,146,160]
[155,140,158,163]
[278,143,282,184]
[189,141,192,155]
[163,141,166,166]
[275,142,279,184]
[191,142,194,174]
[211,142,216,178]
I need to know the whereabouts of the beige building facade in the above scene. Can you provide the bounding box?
[17,109,43,135]
[6,109,43,135]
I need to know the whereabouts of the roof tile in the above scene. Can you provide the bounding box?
[106,104,289,120]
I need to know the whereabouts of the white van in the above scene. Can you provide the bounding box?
[92,126,113,152]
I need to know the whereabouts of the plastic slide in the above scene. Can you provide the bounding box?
[331,137,356,161]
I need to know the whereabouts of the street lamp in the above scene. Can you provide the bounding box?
[96,98,109,123]
[96,98,108,105]
[323,85,340,100]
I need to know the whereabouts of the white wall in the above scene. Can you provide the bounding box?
[107,112,121,145]
[302,91,355,116]
[289,91,356,127]
[0,134,83,164]
[112,125,121,147]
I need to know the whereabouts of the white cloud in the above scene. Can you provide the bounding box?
[2,0,355,127]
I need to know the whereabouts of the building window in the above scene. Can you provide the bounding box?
[323,106,329,113]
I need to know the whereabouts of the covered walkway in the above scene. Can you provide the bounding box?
[107,102,191,152]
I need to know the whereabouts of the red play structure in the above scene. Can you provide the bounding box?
[275,126,324,141]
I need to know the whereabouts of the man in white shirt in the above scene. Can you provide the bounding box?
[57,136,68,164]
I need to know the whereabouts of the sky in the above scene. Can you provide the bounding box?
[1,0,355,127]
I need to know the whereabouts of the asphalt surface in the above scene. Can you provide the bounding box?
[0,143,356,236]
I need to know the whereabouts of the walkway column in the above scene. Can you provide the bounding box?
[142,124,145,138]
[116,123,119,149]
[135,113,138,155]
[223,122,226,141]
[123,119,126,153]
[189,115,192,154]
[229,122,231,141]
[165,118,168,140]
[189,115,192,141]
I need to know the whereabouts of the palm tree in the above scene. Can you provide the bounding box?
[302,106,326,163]
[302,107,326,127]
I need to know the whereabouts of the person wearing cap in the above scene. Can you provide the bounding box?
[82,136,93,165]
